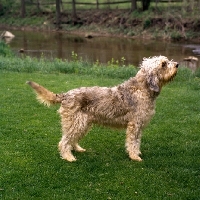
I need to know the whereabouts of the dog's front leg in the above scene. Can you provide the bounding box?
[125,122,142,161]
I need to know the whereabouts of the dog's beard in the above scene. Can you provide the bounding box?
[169,72,177,82]
[162,71,177,86]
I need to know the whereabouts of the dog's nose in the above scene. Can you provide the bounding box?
[176,63,179,68]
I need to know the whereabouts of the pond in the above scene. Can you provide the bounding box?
[5,29,200,69]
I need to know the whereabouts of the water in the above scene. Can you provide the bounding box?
[5,29,200,68]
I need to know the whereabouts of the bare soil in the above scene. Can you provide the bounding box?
[1,9,200,41]
[53,10,200,41]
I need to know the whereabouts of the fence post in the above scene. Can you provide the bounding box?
[96,0,99,9]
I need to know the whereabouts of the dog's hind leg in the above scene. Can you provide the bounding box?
[58,138,76,162]
[125,122,142,162]
[73,143,86,152]
[58,110,92,162]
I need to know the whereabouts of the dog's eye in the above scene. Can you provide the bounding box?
[162,61,167,68]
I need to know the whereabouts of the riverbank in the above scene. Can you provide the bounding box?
[1,9,200,42]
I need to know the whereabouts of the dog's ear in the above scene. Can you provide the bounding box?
[147,74,160,92]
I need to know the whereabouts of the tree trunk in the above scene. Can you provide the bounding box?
[142,0,151,11]
[21,0,26,18]
[56,0,61,29]
[36,0,40,11]
[131,0,137,11]
[72,0,77,20]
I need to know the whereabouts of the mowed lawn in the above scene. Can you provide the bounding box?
[0,69,200,200]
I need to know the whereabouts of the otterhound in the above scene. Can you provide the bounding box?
[27,56,178,162]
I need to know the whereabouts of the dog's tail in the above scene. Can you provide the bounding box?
[26,81,62,106]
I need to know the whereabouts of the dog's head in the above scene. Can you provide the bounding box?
[140,56,178,93]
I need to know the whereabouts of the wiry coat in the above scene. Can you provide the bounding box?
[27,56,178,162]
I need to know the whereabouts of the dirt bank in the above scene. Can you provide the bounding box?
[52,10,200,41]
[1,10,200,41]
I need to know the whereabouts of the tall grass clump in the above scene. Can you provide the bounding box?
[0,40,14,57]
[0,46,137,79]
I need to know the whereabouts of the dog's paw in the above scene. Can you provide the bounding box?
[62,152,77,162]
[129,154,142,162]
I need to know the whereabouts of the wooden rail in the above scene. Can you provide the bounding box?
[30,0,184,7]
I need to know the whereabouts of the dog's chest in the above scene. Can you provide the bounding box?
[133,90,156,126]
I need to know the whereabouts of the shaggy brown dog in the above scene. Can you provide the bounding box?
[27,56,178,162]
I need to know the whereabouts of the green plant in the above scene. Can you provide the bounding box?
[0,41,13,57]
[143,18,151,29]
[170,31,182,41]
[71,51,79,62]
[121,57,126,67]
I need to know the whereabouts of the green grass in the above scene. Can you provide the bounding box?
[0,54,137,80]
[0,51,200,199]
